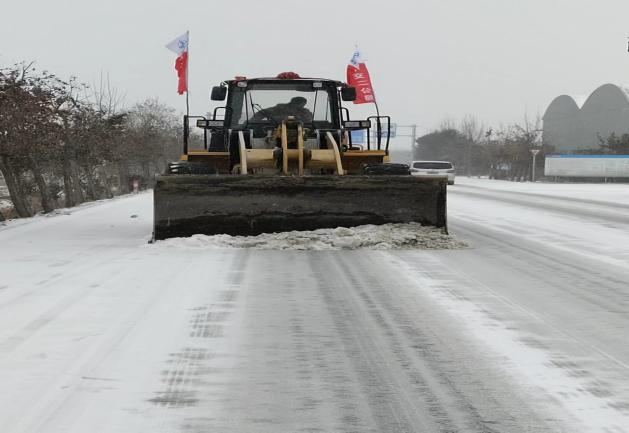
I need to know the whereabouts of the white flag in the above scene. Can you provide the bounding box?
[349,47,365,70]
[165,31,189,55]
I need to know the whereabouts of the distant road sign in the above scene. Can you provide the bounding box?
[350,130,367,144]
[372,123,397,139]
[350,123,397,144]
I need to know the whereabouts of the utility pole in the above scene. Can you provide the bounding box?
[466,140,472,177]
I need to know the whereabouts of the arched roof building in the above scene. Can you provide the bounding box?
[542,84,629,151]
[542,95,584,151]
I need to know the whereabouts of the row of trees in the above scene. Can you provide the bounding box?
[414,116,629,181]
[413,116,550,181]
[0,62,182,218]
[593,133,629,155]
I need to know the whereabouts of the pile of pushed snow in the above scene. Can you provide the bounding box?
[156,223,467,251]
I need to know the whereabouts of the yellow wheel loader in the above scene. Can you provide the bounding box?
[152,73,446,240]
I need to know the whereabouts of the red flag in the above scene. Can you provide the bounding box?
[166,31,189,95]
[175,51,188,95]
[346,48,376,104]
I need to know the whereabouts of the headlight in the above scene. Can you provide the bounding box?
[196,119,224,128]
[344,120,371,129]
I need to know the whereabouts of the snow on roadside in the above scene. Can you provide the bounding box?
[391,254,629,433]
[0,190,151,230]
[154,223,468,251]
[0,199,12,211]
[456,177,629,204]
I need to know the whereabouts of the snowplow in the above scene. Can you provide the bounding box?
[152,73,447,240]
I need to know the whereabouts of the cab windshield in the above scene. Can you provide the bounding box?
[230,82,334,127]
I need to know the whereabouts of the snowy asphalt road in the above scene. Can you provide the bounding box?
[1,179,628,432]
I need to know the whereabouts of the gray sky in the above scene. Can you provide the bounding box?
[2,0,629,139]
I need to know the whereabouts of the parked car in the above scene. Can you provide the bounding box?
[410,161,456,185]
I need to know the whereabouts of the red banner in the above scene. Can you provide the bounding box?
[347,62,376,104]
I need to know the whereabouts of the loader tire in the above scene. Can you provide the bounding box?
[361,163,410,175]
[167,161,218,175]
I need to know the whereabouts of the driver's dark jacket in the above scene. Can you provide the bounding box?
[251,103,313,123]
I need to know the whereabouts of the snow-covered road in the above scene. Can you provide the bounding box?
[1,179,628,432]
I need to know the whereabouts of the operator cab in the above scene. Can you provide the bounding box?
[179,72,391,174]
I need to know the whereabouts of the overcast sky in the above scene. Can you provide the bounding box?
[2,0,629,140]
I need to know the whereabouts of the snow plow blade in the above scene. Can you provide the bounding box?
[152,175,447,240]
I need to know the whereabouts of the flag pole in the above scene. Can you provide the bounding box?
[186,31,190,117]
[186,86,190,117]
[374,100,382,149]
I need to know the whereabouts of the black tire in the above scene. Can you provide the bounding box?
[361,163,410,175]
[167,161,218,175]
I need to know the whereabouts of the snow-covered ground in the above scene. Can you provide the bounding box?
[0,199,11,213]
[442,177,629,431]
[0,179,628,432]
[458,176,629,204]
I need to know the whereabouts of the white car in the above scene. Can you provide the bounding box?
[410,161,456,185]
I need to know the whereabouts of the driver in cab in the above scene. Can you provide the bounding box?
[251,96,313,123]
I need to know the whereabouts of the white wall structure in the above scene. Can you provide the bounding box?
[545,154,629,177]
[542,84,629,152]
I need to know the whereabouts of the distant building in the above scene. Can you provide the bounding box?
[542,83,629,152]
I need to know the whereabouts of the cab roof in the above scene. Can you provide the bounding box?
[224,77,346,87]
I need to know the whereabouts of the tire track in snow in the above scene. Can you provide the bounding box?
[307,252,528,432]
[148,250,249,415]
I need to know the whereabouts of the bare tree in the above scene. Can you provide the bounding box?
[438,117,457,131]
[0,61,181,219]
[459,115,485,177]
[90,71,126,116]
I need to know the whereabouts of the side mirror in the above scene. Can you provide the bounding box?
[341,87,357,102]
[211,86,227,101]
